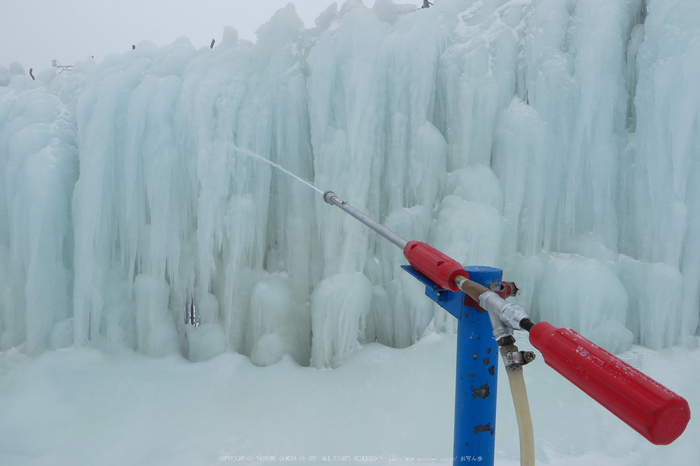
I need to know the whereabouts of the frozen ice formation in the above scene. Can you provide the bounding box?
[0,0,698,366]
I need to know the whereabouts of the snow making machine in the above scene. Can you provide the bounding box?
[322,190,691,466]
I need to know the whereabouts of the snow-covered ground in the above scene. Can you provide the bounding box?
[0,333,698,465]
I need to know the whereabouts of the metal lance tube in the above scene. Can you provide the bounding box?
[323,191,467,291]
[323,191,408,249]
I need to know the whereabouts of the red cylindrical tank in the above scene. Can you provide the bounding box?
[403,241,468,292]
[530,322,690,445]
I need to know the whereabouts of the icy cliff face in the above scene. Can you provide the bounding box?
[0,0,698,365]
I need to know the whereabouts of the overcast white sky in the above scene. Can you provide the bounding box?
[0,0,423,72]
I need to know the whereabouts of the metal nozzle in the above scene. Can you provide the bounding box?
[323,190,338,205]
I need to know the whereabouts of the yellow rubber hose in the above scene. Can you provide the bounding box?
[501,345,536,466]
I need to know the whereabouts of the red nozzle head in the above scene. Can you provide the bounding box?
[530,322,690,445]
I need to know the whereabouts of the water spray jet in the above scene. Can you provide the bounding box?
[228,144,324,195]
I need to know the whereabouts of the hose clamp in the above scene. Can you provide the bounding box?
[502,350,536,367]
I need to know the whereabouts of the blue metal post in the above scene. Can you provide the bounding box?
[403,265,502,466]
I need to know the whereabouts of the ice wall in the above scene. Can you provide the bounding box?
[0,0,698,365]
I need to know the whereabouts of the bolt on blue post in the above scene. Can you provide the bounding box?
[403,265,501,466]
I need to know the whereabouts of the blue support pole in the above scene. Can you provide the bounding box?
[453,267,501,465]
[402,265,502,466]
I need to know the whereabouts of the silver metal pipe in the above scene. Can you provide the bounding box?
[323,191,408,250]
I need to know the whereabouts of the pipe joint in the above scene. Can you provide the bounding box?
[488,311,514,342]
[479,290,531,330]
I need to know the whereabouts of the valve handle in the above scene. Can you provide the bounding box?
[529,322,690,445]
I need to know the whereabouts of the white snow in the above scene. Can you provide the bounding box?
[0,0,699,464]
[0,334,698,465]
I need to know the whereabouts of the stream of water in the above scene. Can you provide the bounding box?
[225,143,324,195]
